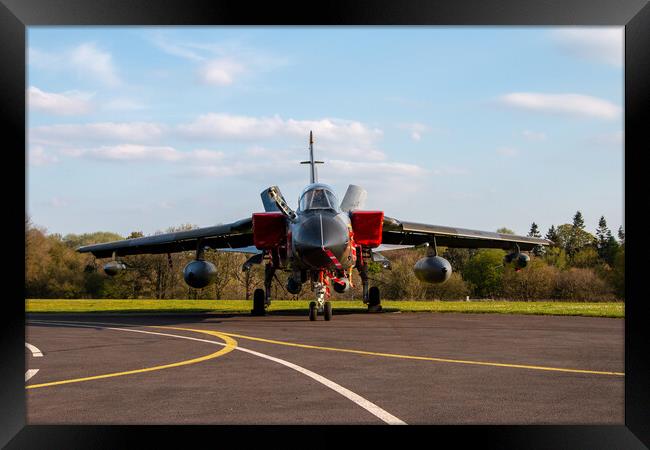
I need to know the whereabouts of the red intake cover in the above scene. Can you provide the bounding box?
[350,211,384,248]
[252,213,287,249]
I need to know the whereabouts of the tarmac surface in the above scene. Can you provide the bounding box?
[25,311,624,425]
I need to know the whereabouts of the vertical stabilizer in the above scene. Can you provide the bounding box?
[300,131,324,184]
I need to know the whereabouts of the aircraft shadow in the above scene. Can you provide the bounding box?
[26,307,400,328]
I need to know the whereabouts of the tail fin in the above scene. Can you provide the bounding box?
[300,131,324,184]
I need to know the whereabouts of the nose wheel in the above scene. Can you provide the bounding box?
[323,301,332,321]
[309,281,333,321]
[309,300,332,321]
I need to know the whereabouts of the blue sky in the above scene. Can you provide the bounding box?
[27,27,624,237]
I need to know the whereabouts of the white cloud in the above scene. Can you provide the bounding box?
[521,130,547,141]
[199,59,245,86]
[244,146,295,159]
[328,160,427,177]
[178,114,386,161]
[496,147,519,157]
[321,145,386,161]
[398,122,429,141]
[66,144,224,163]
[83,144,181,161]
[30,114,386,161]
[179,113,275,139]
[31,122,165,145]
[29,43,121,87]
[184,163,251,178]
[147,32,206,62]
[69,43,120,86]
[550,28,623,67]
[28,146,59,166]
[28,86,94,116]
[499,92,621,120]
[243,144,384,169]
[176,113,386,161]
[147,32,288,87]
[178,113,383,145]
[183,157,427,181]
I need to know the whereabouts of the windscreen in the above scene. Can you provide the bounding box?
[300,188,339,211]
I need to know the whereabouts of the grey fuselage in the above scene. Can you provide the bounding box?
[287,183,355,273]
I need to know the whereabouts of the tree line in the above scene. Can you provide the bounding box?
[25,211,624,301]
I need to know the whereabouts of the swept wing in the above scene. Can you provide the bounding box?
[77,217,253,258]
[382,216,551,251]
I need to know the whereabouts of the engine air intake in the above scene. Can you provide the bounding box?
[350,211,384,248]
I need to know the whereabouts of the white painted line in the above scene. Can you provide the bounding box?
[25,369,39,382]
[28,320,234,346]
[25,342,43,357]
[235,344,406,424]
[28,319,407,425]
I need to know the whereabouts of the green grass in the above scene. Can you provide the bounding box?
[25,299,624,318]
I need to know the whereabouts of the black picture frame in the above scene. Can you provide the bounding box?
[2,0,648,447]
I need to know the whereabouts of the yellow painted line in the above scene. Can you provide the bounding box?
[26,325,237,390]
[217,331,624,377]
[28,321,408,424]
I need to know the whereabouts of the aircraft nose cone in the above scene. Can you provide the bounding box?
[293,213,349,269]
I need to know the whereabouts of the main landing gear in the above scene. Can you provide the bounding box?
[359,254,382,313]
[251,263,275,316]
[252,288,266,316]
[367,286,382,312]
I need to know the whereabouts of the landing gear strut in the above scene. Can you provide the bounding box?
[251,262,275,316]
[308,273,333,321]
[359,251,382,313]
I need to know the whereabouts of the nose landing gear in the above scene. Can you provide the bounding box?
[308,275,333,321]
[309,299,333,321]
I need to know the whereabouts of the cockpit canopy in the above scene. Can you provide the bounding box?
[298,184,340,212]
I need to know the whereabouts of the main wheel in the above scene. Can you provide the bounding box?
[368,286,382,312]
[252,288,266,316]
[324,301,332,321]
[309,301,317,321]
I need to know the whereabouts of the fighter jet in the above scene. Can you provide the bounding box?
[78,132,551,321]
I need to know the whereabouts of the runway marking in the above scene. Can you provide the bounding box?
[28,319,624,377]
[26,342,43,382]
[27,320,407,425]
[217,331,625,377]
[26,321,237,389]
[25,342,43,357]
[158,326,406,425]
